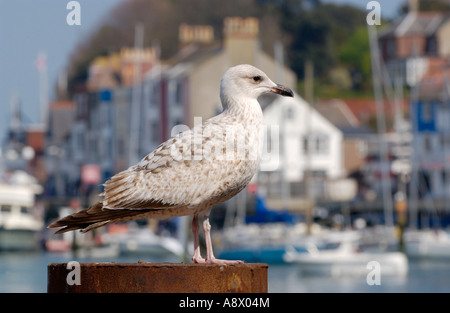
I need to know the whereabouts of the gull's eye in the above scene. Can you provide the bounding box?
[252,75,262,83]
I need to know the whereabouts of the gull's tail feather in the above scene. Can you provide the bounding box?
[47,202,151,234]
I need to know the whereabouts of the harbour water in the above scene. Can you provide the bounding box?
[1,251,449,293]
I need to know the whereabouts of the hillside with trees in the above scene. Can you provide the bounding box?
[64,0,450,99]
[65,0,370,96]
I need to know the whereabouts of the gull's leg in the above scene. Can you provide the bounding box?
[191,214,205,263]
[203,213,243,265]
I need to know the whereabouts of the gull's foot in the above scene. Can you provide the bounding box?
[206,258,244,265]
[192,255,206,264]
[138,260,151,264]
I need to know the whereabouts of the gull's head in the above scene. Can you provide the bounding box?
[220,64,294,109]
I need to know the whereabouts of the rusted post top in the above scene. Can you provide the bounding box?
[48,262,268,293]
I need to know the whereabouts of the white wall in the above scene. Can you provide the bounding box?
[261,93,343,182]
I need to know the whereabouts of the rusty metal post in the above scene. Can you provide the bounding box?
[48,263,268,293]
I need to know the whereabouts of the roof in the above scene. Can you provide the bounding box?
[26,128,46,153]
[169,42,222,68]
[50,100,75,110]
[419,65,450,96]
[315,99,360,128]
[315,99,373,136]
[379,12,449,38]
[262,92,342,135]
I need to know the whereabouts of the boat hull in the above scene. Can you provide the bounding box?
[218,245,308,264]
[284,250,408,277]
[0,228,40,251]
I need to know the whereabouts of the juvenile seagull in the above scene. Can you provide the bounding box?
[49,64,293,264]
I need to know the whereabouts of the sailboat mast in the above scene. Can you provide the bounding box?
[368,24,394,227]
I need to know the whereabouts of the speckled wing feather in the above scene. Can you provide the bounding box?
[102,116,257,211]
[103,124,213,210]
[48,202,157,234]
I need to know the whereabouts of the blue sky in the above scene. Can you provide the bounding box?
[0,0,123,142]
[323,0,405,17]
[0,0,406,144]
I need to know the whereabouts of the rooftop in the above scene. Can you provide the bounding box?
[379,11,450,38]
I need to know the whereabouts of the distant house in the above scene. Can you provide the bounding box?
[164,17,297,130]
[410,66,450,199]
[45,100,76,196]
[379,6,450,202]
[378,10,450,87]
[86,47,159,92]
[315,99,373,176]
[258,93,343,201]
[139,17,297,152]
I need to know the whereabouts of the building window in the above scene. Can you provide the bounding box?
[169,79,183,107]
[303,133,329,155]
[284,107,295,120]
[302,136,308,153]
[437,102,449,132]
[150,122,160,143]
[387,39,396,58]
[421,102,433,122]
[151,82,160,107]
[1,205,12,213]
[423,135,432,153]
[175,80,182,106]
[427,38,437,55]
[316,134,329,154]
[117,138,125,157]
[279,133,284,155]
[75,131,84,151]
[266,127,272,152]
[304,169,327,179]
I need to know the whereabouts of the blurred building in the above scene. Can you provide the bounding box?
[315,99,374,175]
[379,3,450,216]
[45,99,84,197]
[87,47,159,91]
[166,17,297,129]
[47,101,76,146]
[410,67,450,200]
[1,94,46,184]
[378,9,450,87]
[258,93,343,202]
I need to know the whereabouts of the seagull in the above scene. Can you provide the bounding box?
[48,64,294,264]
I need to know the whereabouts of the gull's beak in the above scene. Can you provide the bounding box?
[270,84,294,97]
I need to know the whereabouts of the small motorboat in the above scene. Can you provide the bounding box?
[283,231,408,277]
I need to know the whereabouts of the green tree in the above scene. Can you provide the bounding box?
[277,1,368,80]
[339,26,371,90]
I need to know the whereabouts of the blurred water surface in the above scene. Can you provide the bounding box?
[1,251,449,293]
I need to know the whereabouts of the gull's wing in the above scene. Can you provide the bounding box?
[102,121,238,210]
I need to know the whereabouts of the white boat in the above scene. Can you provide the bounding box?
[404,229,450,259]
[283,231,408,277]
[215,222,324,264]
[46,207,121,258]
[0,178,44,250]
[103,223,184,258]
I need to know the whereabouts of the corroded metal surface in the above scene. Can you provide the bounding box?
[47,262,268,293]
